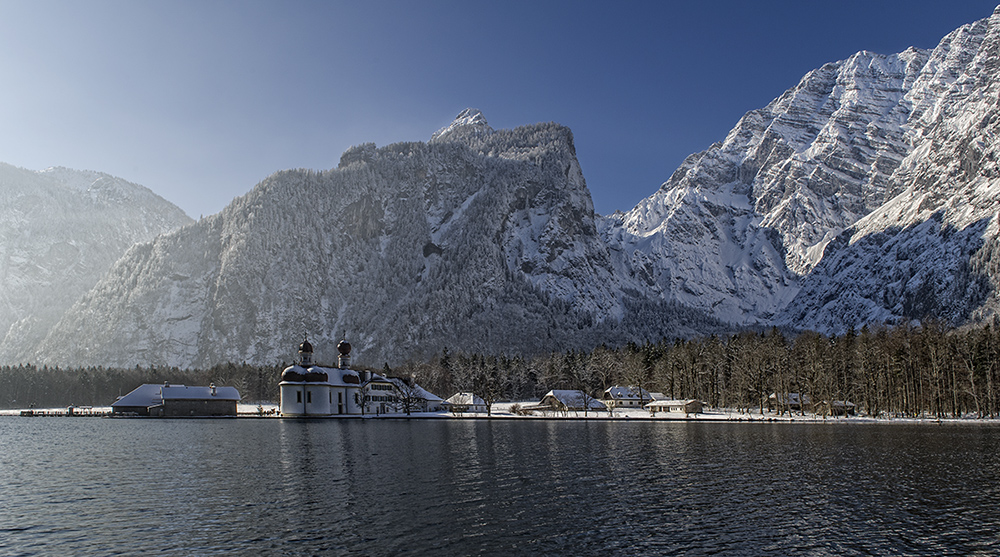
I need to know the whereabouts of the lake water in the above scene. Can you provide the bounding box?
[1,417,999,556]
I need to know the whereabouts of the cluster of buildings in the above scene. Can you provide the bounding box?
[110,338,707,418]
[277,338,447,416]
[279,339,706,417]
[767,393,857,416]
[520,387,704,416]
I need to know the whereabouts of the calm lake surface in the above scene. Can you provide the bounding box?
[1,417,999,556]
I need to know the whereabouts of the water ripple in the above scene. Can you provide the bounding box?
[1,419,999,555]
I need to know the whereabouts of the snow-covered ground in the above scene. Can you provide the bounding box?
[3,403,995,424]
[0,406,113,416]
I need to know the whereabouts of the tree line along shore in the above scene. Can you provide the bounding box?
[2,319,999,419]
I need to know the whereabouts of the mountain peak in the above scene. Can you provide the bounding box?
[430,108,493,142]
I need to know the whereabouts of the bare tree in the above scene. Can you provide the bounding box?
[391,376,423,416]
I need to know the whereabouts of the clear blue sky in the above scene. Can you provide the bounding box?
[1,0,996,218]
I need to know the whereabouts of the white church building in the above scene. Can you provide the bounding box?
[279,338,364,416]
[279,337,444,417]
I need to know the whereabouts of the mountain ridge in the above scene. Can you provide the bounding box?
[10,6,1000,367]
[29,114,723,368]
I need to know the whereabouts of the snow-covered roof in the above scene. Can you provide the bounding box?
[365,373,393,385]
[603,385,652,400]
[646,399,702,408]
[328,368,361,387]
[446,392,486,406]
[112,383,241,407]
[112,383,164,408]
[820,400,856,407]
[542,390,607,410]
[161,384,241,401]
[384,377,443,402]
[414,385,443,402]
[768,393,812,405]
[280,364,361,388]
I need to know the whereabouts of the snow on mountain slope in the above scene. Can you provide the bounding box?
[603,5,1000,333]
[0,164,192,363]
[31,111,722,368]
[603,47,928,325]
[780,7,1000,332]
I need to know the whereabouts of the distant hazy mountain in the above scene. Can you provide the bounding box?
[19,6,1000,368]
[0,164,192,363]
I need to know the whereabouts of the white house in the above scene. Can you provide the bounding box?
[362,375,445,415]
[645,399,704,415]
[602,385,652,408]
[361,373,398,415]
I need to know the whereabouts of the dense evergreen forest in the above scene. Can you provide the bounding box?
[3,320,999,419]
[0,362,281,410]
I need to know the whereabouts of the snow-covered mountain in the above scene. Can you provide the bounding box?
[0,164,192,363]
[17,6,1000,368]
[29,110,721,368]
[606,5,1000,333]
[779,8,1000,332]
[602,47,929,326]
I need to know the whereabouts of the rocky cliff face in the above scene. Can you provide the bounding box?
[606,6,1000,334]
[602,47,930,326]
[779,7,1000,331]
[0,164,192,363]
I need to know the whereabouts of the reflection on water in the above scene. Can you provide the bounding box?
[1,418,998,555]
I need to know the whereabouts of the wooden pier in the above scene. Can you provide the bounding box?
[15,407,111,418]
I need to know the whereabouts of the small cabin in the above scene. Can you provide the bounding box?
[446,392,488,413]
[768,393,812,413]
[646,399,704,415]
[534,390,607,412]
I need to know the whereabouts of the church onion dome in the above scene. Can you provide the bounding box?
[281,368,306,382]
[299,339,314,353]
[337,339,352,356]
[304,370,329,382]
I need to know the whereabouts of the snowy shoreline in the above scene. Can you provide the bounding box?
[2,403,998,426]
